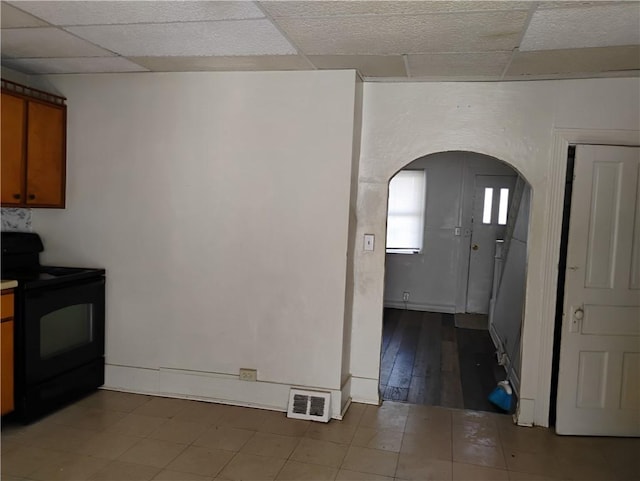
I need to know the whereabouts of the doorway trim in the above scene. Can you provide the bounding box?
[533,128,640,427]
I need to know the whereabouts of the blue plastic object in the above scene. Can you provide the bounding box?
[488,380,513,412]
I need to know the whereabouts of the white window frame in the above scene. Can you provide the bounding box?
[386,170,426,254]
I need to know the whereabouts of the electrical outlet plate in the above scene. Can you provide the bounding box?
[239,368,257,382]
[364,234,375,251]
[403,292,410,301]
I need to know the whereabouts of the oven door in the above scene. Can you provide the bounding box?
[22,277,105,385]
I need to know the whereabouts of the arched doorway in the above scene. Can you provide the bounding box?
[379,151,532,414]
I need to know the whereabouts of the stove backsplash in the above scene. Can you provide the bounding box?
[1,208,32,232]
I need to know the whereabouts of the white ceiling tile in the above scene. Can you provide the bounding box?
[520,4,640,51]
[1,1,635,80]
[1,27,115,58]
[275,11,528,55]
[261,1,531,17]
[308,55,406,77]
[506,46,640,76]
[407,52,511,77]
[66,20,296,56]
[1,2,49,28]
[1,56,148,74]
[8,1,264,26]
[130,55,312,71]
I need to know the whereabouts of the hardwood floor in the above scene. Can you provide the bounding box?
[380,308,507,413]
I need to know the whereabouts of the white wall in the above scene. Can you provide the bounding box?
[349,78,640,427]
[384,152,516,313]
[341,77,363,391]
[25,72,640,426]
[31,71,360,416]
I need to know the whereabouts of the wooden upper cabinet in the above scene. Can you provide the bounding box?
[1,79,66,208]
[26,101,65,206]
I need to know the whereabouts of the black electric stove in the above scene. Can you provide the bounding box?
[1,232,106,422]
[2,232,105,286]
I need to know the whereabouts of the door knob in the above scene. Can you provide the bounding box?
[570,306,584,333]
[12,193,20,199]
[472,244,479,251]
[28,194,36,200]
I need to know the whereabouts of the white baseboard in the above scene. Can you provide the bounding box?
[349,376,380,405]
[339,375,352,419]
[105,364,160,393]
[384,300,455,313]
[487,323,520,396]
[488,322,504,356]
[516,398,535,426]
[104,364,345,419]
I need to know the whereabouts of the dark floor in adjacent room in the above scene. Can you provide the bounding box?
[380,308,507,413]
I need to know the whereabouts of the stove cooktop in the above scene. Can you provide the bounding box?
[2,266,105,289]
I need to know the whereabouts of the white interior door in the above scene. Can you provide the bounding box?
[556,145,640,436]
[466,175,516,314]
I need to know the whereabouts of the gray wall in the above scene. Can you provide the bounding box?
[490,183,531,394]
[383,151,517,313]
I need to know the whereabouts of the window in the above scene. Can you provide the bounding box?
[386,170,426,253]
[482,187,509,225]
[482,188,493,224]
[498,188,509,225]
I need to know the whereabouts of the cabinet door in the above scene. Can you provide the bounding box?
[1,320,14,415]
[1,92,26,205]
[26,100,65,207]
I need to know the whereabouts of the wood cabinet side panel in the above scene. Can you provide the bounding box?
[1,291,14,320]
[1,92,26,205]
[1,320,14,415]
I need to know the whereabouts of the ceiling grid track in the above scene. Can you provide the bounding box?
[501,2,541,80]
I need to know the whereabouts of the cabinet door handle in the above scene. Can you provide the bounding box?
[12,194,20,200]
[28,194,36,200]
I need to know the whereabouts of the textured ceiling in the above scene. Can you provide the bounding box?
[1,0,639,81]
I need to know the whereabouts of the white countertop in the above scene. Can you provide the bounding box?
[1,280,18,290]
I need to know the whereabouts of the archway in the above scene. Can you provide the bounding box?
[346,134,547,427]
[378,150,532,414]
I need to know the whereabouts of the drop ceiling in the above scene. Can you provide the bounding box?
[1,0,639,81]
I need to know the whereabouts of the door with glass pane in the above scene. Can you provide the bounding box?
[466,175,516,314]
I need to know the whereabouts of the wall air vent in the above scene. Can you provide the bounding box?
[287,389,331,422]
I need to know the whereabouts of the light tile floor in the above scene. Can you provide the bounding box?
[1,390,638,481]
